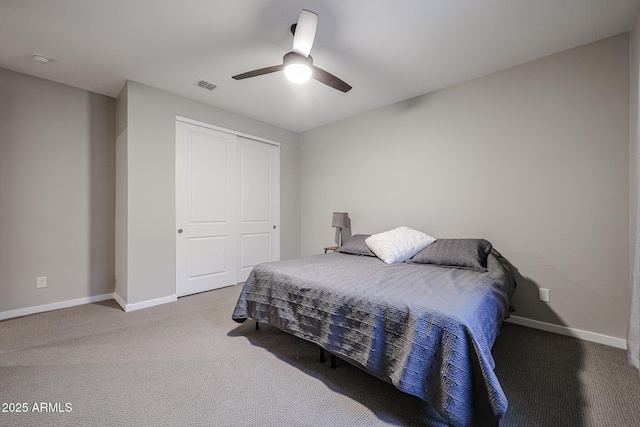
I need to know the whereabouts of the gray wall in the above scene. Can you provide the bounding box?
[299,34,630,340]
[115,82,128,302]
[629,11,640,352]
[117,81,300,305]
[0,31,631,343]
[0,68,115,312]
[631,8,640,312]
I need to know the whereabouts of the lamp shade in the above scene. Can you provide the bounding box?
[332,212,350,228]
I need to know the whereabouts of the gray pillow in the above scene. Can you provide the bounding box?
[406,238,492,272]
[335,234,376,257]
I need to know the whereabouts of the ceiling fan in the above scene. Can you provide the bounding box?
[232,9,352,93]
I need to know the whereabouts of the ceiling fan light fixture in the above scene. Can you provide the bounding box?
[283,52,312,84]
[284,63,311,83]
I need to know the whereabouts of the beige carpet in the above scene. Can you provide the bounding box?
[1,285,639,426]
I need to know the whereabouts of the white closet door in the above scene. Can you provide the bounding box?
[176,121,238,297]
[237,137,280,282]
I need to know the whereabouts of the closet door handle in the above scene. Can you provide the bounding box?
[273,225,276,229]
[178,229,183,234]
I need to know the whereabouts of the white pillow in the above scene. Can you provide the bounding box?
[365,226,437,264]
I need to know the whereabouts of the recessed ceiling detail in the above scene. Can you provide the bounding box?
[32,54,51,64]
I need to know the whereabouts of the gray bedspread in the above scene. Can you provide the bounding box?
[232,252,515,427]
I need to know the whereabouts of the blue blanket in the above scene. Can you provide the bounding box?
[232,252,515,426]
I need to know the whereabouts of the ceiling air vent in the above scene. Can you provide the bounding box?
[194,79,217,91]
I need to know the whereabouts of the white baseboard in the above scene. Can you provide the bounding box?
[0,293,115,321]
[114,293,177,312]
[505,315,627,350]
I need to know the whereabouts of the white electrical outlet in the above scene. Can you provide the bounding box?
[36,276,47,288]
[538,288,550,302]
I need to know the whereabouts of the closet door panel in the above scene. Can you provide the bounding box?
[176,122,238,297]
[238,137,279,282]
[188,134,228,222]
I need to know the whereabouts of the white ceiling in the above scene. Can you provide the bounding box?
[1,0,639,133]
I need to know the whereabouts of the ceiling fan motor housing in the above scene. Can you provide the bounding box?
[283,52,313,67]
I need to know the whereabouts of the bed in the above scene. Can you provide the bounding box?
[232,233,516,427]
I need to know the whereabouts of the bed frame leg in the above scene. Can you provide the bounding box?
[318,348,336,368]
[255,321,259,330]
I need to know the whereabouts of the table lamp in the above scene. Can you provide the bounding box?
[332,212,350,247]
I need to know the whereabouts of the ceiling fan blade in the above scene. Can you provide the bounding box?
[232,65,283,80]
[292,9,317,57]
[312,66,352,93]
